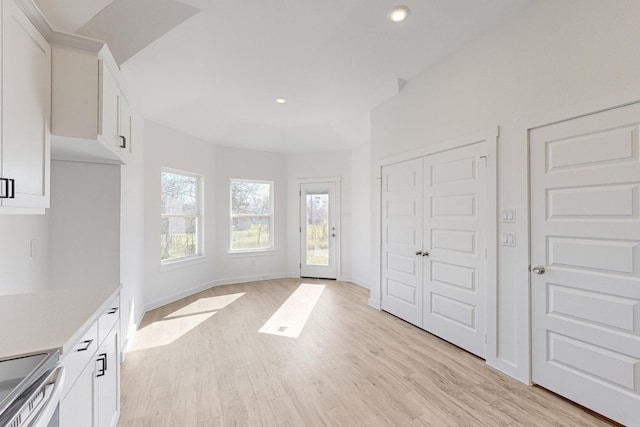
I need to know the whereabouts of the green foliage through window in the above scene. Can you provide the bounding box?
[161,170,201,261]
[230,180,273,251]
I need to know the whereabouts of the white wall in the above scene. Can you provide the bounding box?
[214,146,289,282]
[48,160,120,290]
[143,120,216,310]
[369,0,640,382]
[286,150,352,281]
[350,144,371,289]
[0,214,49,295]
[120,112,146,354]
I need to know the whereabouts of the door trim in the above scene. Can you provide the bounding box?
[527,101,640,424]
[526,97,640,384]
[297,177,341,280]
[373,127,497,365]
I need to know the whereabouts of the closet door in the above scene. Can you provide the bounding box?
[381,158,424,327]
[423,142,487,358]
[530,103,640,426]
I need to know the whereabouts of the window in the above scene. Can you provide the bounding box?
[230,179,273,251]
[161,168,202,262]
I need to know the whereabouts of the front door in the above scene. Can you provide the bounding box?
[530,102,640,426]
[300,182,338,279]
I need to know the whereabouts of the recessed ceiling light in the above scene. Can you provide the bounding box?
[275,97,287,104]
[388,6,410,22]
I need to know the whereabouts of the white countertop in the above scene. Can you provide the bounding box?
[0,285,120,360]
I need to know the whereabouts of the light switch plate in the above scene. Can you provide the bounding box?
[500,208,516,223]
[501,232,516,247]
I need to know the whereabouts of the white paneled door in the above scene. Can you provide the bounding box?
[381,158,424,327]
[530,103,640,426]
[423,143,487,358]
[382,142,488,357]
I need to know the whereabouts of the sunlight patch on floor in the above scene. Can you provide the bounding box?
[131,292,246,351]
[259,283,325,338]
[165,292,246,319]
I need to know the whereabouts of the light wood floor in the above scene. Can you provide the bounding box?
[118,278,617,426]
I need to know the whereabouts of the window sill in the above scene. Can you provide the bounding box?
[160,255,206,271]
[227,249,276,258]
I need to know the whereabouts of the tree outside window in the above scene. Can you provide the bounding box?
[230,180,273,251]
[161,169,202,261]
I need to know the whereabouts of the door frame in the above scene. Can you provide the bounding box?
[374,127,497,363]
[526,95,640,383]
[297,177,341,279]
[527,102,640,425]
[518,97,640,378]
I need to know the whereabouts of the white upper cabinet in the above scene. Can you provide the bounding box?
[50,42,132,165]
[0,0,51,212]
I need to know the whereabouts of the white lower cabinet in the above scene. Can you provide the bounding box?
[96,327,120,427]
[60,359,95,427]
[60,295,120,427]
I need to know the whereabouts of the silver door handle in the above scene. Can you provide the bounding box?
[531,265,545,274]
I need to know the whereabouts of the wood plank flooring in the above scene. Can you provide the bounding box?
[118,278,617,426]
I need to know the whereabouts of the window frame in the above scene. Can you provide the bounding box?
[160,167,204,265]
[229,178,274,253]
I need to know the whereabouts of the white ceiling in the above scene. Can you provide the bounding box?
[36,0,532,153]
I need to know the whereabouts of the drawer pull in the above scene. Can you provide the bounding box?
[76,339,93,352]
[107,307,118,315]
[96,353,107,377]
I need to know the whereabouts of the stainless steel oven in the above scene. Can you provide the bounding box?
[0,351,64,427]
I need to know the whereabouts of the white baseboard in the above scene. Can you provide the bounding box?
[342,276,370,289]
[209,272,292,287]
[120,308,145,362]
[144,272,291,312]
[368,298,380,309]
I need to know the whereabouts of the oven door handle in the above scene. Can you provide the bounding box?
[27,367,65,427]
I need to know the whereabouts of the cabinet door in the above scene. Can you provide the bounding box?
[98,63,120,153]
[97,326,120,427]
[60,361,96,427]
[1,0,51,209]
[118,99,132,161]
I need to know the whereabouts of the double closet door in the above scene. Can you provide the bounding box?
[381,142,487,358]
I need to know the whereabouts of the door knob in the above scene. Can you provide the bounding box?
[422,251,429,257]
[531,265,545,275]
[415,250,423,256]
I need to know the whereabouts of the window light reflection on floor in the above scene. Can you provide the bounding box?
[164,293,246,319]
[259,283,325,338]
[130,292,245,351]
